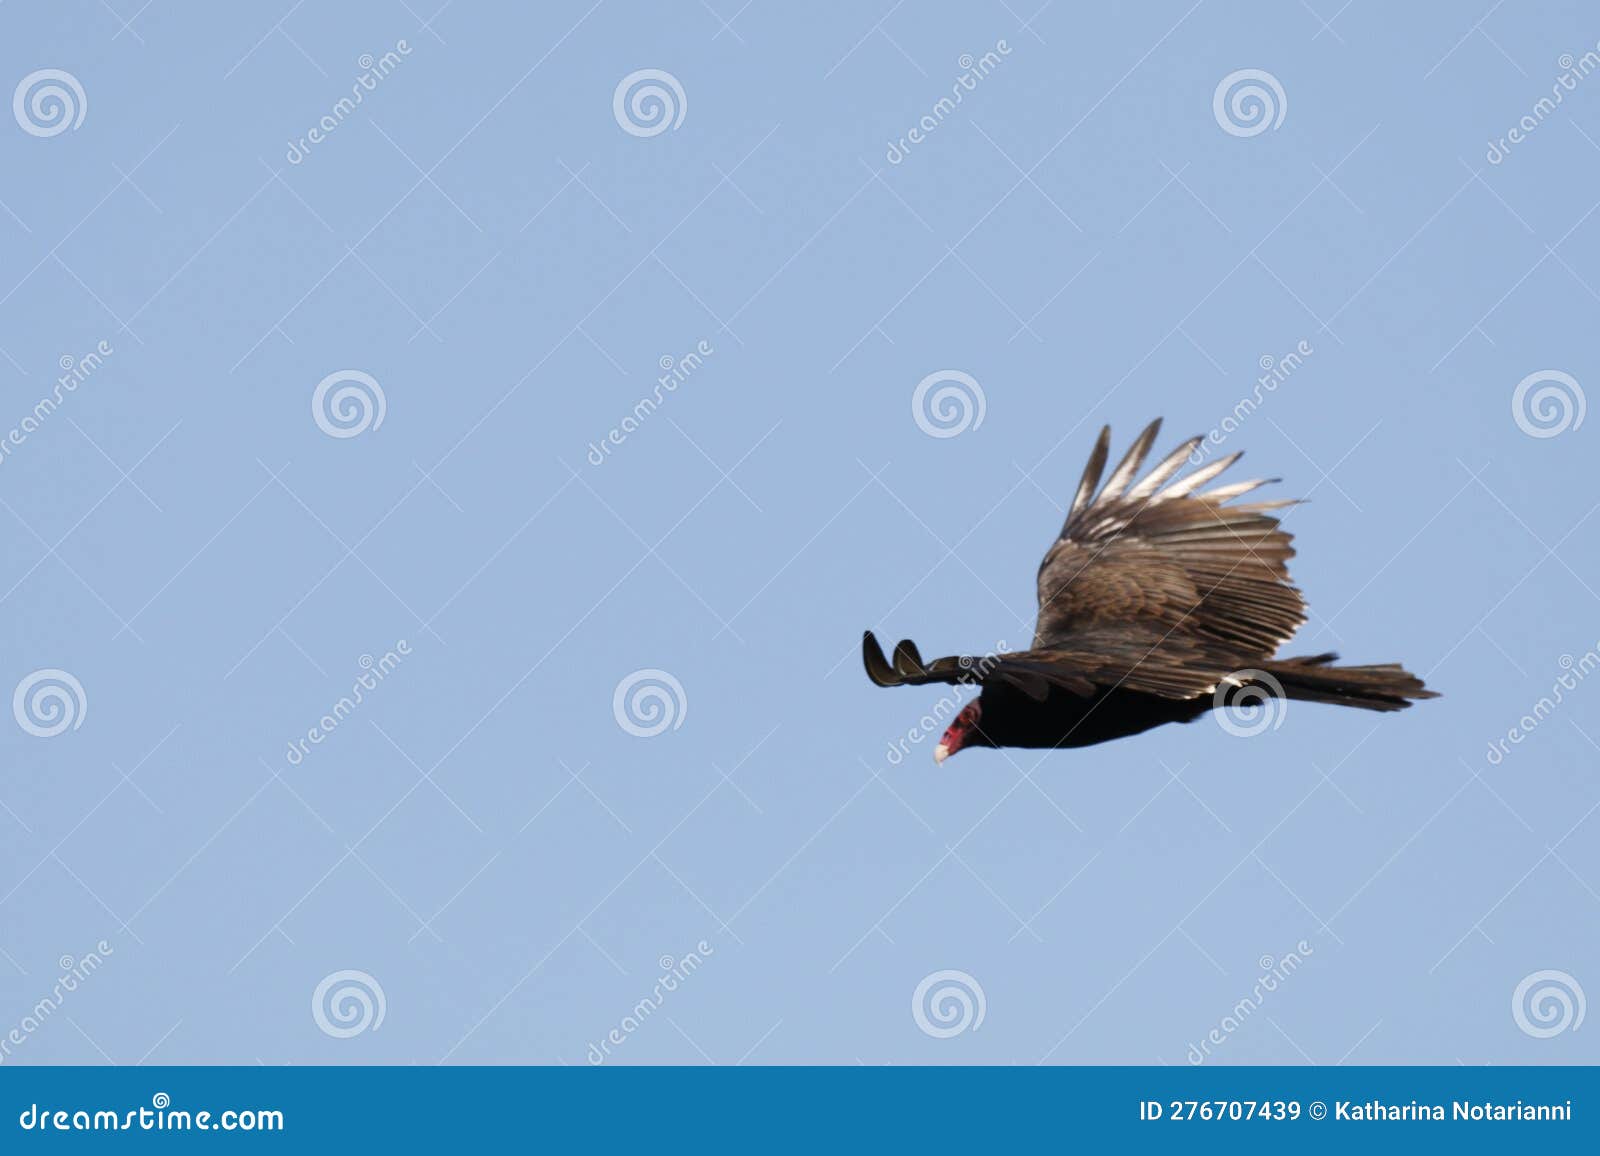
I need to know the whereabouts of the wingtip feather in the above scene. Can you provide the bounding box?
[1097,418,1163,503]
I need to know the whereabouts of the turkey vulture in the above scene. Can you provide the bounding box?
[863,418,1435,761]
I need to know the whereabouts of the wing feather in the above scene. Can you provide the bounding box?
[862,630,1242,702]
[1094,418,1162,503]
[1197,478,1280,503]
[866,422,1313,705]
[1032,421,1308,692]
[1158,451,1240,498]
[1064,426,1111,526]
[1125,436,1202,500]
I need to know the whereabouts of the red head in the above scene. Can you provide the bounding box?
[934,700,983,764]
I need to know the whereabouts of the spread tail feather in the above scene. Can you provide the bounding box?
[1253,653,1437,712]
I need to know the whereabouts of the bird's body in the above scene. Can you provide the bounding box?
[863,419,1435,760]
[964,682,1211,750]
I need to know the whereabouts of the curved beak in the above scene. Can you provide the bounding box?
[933,743,950,765]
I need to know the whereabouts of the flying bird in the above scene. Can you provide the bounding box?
[863,419,1435,762]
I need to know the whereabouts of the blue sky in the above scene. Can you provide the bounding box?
[1,1,1597,1063]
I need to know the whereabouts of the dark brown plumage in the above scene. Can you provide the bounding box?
[863,418,1436,760]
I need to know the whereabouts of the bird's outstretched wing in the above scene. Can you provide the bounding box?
[861,629,1247,702]
[1026,418,1306,698]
